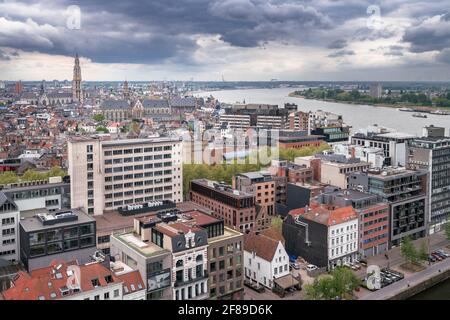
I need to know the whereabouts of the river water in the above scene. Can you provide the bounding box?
[409,278,450,300]
[195,87,450,135]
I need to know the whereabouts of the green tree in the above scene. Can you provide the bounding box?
[93,114,105,122]
[271,216,283,234]
[418,241,429,262]
[400,236,418,264]
[96,126,109,133]
[304,267,360,300]
[0,171,19,185]
[444,222,450,241]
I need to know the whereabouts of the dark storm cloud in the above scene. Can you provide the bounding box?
[328,39,347,49]
[402,13,450,53]
[327,49,355,58]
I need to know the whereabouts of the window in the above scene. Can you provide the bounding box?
[114,289,120,298]
[104,292,110,300]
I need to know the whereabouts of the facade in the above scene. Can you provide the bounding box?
[408,135,450,233]
[72,53,83,103]
[311,127,350,143]
[68,136,183,216]
[348,167,428,246]
[317,188,389,257]
[0,192,20,262]
[351,126,416,167]
[2,179,70,212]
[190,179,259,232]
[233,171,275,217]
[278,131,325,149]
[1,260,145,300]
[369,83,383,99]
[289,111,309,131]
[243,232,290,289]
[333,143,386,168]
[19,209,97,271]
[283,204,358,270]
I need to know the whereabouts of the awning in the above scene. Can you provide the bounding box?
[274,274,300,290]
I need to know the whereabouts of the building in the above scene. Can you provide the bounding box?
[68,136,183,216]
[369,83,383,99]
[243,232,293,290]
[0,192,19,262]
[233,171,275,216]
[348,167,428,246]
[316,188,389,257]
[289,111,309,131]
[219,104,296,130]
[310,127,350,143]
[19,209,97,271]
[1,260,145,300]
[1,178,70,212]
[408,134,450,233]
[283,204,359,269]
[295,153,370,189]
[110,206,244,300]
[190,179,261,232]
[351,125,416,166]
[72,53,83,103]
[332,143,386,168]
[278,131,325,149]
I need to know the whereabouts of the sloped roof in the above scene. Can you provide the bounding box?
[243,232,281,262]
[100,99,130,110]
[170,97,196,108]
[116,270,145,295]
[289,204,357,226]
[142,99,169,108]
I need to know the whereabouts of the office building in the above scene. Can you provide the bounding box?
[19,209,97,271]
[0,192,19,262]
[348,167,428,246]
[68,136,183,216]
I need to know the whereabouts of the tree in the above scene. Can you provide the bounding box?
[93,114,105,122]
[0,171,19,185]
[400,236,418,264]
[444,222,450,241]
[418,241,429,262]
[271,216,283,234]
[304,267,360,300]
[96,126,109,133]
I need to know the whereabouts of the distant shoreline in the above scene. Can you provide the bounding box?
[288,92,449,112]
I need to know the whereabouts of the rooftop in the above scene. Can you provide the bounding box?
[289,204,358,226]
[20,209,95,232]
[113,232,169,258]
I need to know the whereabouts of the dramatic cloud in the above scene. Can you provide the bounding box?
[0,0,450,80]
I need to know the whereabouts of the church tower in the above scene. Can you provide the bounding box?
[123,80,130,99]
[72,53,83,102]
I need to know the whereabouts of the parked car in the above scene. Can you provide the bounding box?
[431,253,443,261]
[290,262,300,270]
[436,250,450,258]
[306,264,318,272]
[433,251,447,259]
[428,255,437,263]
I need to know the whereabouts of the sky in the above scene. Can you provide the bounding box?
[0,0,450,81]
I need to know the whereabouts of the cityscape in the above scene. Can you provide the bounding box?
[1,0,450,306]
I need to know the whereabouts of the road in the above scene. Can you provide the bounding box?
[360,256,450,300]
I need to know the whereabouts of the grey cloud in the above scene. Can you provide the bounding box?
[328,39,347,49]
[328,50,355,58]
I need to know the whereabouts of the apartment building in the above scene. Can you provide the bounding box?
[68,136,183,216]
[317,188,389,257]
[351,125,416,167]
[296,153,370,189]
[243,232,293,290]
[233,171,276,217]
[408,134,450,234]
[284,204,358,270]
[0,192,19,262]
[1,260,146,300]
[1,178,70,212]
[289,111,309,131]
[190,179,260,232]
[19,209,97,271]
[349,167,428,246]
[332,143,386,168]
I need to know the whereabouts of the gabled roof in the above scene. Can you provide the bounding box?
[289,204,357,226]
[0,192,17,210]
[142,99,169,109]
[244,232,282,262]
[116,270,145,295]
[100,99,130,110]
[169,97,196,108]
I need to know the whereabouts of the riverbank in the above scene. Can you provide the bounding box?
[288,92,450,113]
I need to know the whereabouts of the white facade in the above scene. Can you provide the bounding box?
[0,206,20,262]
[173,241,209,300]
[332,144,386,168]
[64,282,124,300]
[68,136,183,215]
[328,218,359,269]
[244,241,289,289]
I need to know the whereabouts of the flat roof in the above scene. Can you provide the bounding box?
[102,137,180,147]
[113,232,169,258]
[20,209,95,233]
[208,226,243,243]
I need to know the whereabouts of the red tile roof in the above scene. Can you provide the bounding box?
[243,232,281,262]
[2,260,122,300]
[116,270,145,295]
[289,204,357,226]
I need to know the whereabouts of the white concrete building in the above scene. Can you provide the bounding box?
[332,143,386,168]
[243,233,289,289]
[68,136,183,215]
[0,193,19,262]
[328,212,359,269]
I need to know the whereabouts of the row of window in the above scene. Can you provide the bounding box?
[104,146,172,156]
[104,154,172,165]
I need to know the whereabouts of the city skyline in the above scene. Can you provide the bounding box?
[1,1,450,81]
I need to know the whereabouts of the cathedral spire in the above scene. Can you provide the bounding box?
[72,53,83,103]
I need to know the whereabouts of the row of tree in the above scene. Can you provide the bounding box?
[0,166,66,185]
[304,267,360,300]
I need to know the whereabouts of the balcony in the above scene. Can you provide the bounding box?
[174,271,208,287]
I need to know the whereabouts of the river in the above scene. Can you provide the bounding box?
[195,87,450,135]
[409,278,450,300]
